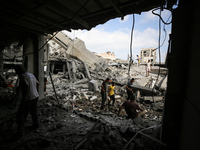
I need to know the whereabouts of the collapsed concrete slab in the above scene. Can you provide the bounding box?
[131,85,158,96]
[140,96,164,102]
[54,32,108,71]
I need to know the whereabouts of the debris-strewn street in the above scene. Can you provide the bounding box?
[0,62,167,150]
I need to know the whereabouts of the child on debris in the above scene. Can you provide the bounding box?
[146,59,152,77]
[108,82,116,109]
[118,95,147,119]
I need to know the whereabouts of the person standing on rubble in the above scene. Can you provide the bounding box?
[118,95,147,119]
[101,78,110,110]
[13,65,39,138]
[108,82,116,109]
[126,78,135,100]
[136,55,140,66]
[146,59,152,77]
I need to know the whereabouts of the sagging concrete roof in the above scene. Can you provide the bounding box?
[0,0,166,47]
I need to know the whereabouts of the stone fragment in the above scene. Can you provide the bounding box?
[133,117,144,125]
[90,96,97,101]
[119,126,129,134]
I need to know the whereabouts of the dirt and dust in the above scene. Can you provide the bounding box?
[0,64,166,150]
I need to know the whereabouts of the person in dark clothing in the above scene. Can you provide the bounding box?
[118,95,147,119]
[44,76,47,94]
[14,65,39,138]
[101,78,110,110]
[126,78,135,100]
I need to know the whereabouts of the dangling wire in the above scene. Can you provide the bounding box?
[152,8,172,92]
[151,7,162,107]
[152,8,172,25]
[153,13,172,52]
[128,14,135,76]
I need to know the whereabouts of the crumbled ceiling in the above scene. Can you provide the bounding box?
[0,0,166,47]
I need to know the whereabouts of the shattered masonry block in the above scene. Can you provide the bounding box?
[133,117,144,125]
[89,80,98,92]
[90,96,97,101]
[115,95,121,99]
[72,95,77,101]
[119,126,129,134]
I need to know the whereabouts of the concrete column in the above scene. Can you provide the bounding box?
[23,38,35,73]
[37,35,44,100]
[23,35,44,100]
[0,49,4,76]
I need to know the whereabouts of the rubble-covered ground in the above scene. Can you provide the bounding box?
[0,64,167,150]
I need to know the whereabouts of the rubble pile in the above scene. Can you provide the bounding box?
[45,60,166,113]
[0,55,167,149]
[0,97,164,150]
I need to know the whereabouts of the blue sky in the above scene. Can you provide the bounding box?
[63,9,172,62]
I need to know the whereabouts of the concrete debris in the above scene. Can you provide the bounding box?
[140,96,164,102]
[0,41,168,149]
[52,32,108,71]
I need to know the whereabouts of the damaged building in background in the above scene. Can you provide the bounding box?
[139,48,156,64]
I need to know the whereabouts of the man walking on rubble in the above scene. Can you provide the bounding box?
[126,78,135,100]
[13,65,39,138]
[108,82,116,109]
[101,78,111,110]
[136,55,140,66]
[118,95,147,119]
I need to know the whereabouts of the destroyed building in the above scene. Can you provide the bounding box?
[47,32,108,72]
[0,1,199,150]
[140,48,156,64]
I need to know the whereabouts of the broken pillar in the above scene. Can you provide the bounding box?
[71,60,76,80]
[66,61,72,80]
[89,80,98,92]
[83,62,91,79]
